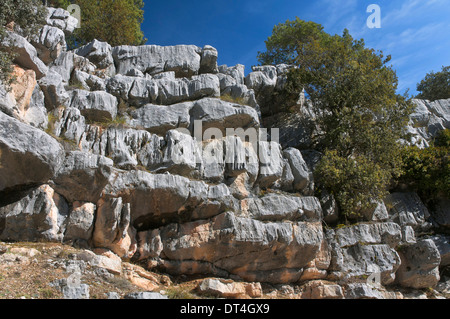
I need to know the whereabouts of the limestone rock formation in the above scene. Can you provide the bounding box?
[0,5,449,300]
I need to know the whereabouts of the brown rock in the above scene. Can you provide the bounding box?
[10,65,37,116]
[300,280,344,299]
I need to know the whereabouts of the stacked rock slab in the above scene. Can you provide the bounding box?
[0,6,449,298]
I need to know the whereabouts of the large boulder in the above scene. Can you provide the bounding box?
[64,202,96,244]
[0,112,64,199]
[1,31,48,79]
[395,239,441,289]
[51,151,114,203]
[257,141,284,188]
[46,7,79,34]
[103,170,236,230]
[189,98,260,136]
[69,89,118,122]
[199,45,219,74]
[154,74,220,105]
[129,102,193,135]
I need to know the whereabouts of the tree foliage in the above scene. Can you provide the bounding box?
[67,0,146,48]
[416,65,450,101]
[0,0,47,85]
[258,18,413,217]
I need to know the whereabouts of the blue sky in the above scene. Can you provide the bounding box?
[142,0,450,95]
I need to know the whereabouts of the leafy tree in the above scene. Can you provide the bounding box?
[0,0,47,85]
[416,65,450,101]
[258,18,413,217]
[257,18,324,65]
[67,0,146,48]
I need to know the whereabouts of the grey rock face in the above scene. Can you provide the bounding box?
[52,107,86,143]
[190,98,260,135]
[0,83,17,118]
[243,194,322,222]
[158,129,202,177]
[112,44,202,77]
[141,212,323,283]
[46,7,79,34]
[384,192,430,230]
[430,235,450,267]
[283,147,313,194]
[344,283,385,299]
[224,136,259,181]
[52,151,114,203]
[75,39,115,71]
[0,185,68,242]
[200,138,225,182]
[103,170,235,230]
[70,69,106,92]
[257,141,284,188]
[154,74,220,105]
[69,89,118,122]
[326,223,403,285]
[200,45,219,74]
[406,99,450,147]
[92,197,131,253]
[31,25,66,65]
[129,102,193,135]
[38,70,70,110]
[23,85,48,129]
[0,112,64,194]
[219,64,245,85]
[396,239,441,289]
[64,202,95,243]
[80,126,163,170]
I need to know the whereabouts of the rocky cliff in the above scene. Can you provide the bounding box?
[0,7,449,299]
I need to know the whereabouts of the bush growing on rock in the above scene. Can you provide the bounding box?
[416,65,450,101]
[398,129,450,204]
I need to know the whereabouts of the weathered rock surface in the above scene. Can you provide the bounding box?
[51,151,114,203]
[396,239,441,289]
[0,185,68,242]
[138,212,323,283]
[1,31,48,79]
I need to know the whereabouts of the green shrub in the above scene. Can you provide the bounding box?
[416,66,450,101]
[315,150,392,217]
[399,135,449,201]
